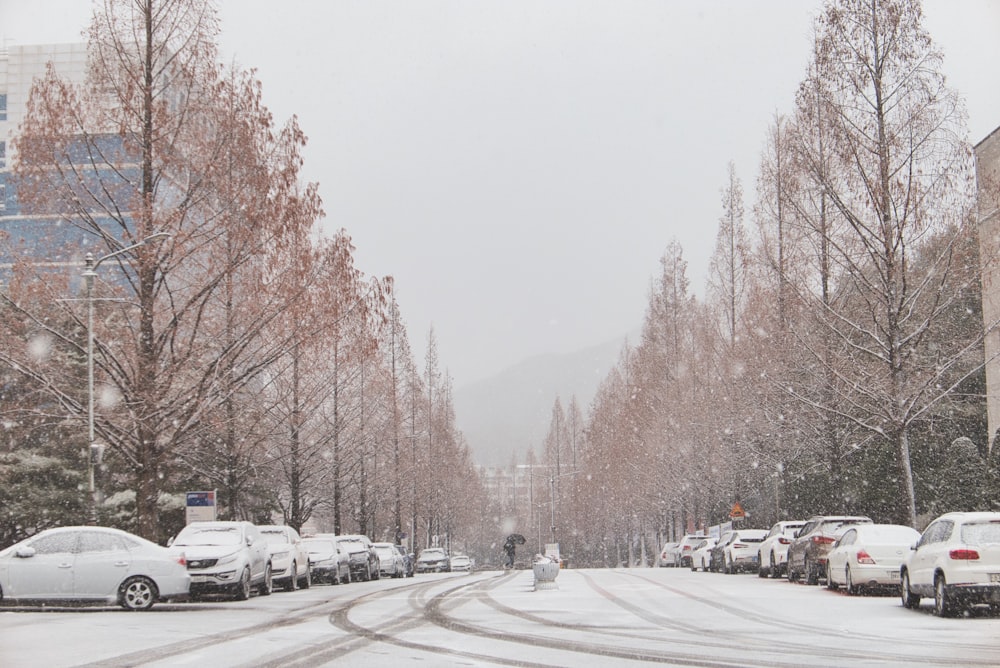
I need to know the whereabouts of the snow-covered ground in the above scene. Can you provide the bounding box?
[1,567,998,667]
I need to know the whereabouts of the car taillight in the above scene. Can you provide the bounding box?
[176,553,187,567]
[683,546,691,552]
[856,549,875,565]
[732,543,746,549]
[949,548,980,560]
[811,536,835,545]
[777,537,790,545]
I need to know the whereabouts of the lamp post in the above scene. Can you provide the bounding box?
[82,232,169,524]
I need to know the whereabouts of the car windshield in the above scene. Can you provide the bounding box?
[302,539,335,553]
[173,526,241,546]
[961,521,1000,546]
[420,550,445,559]
[261,531,289,545]
[375,546,394,556]
[340,539,365,551]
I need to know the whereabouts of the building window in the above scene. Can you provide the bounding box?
[0,141,5,168]
[0,93,6,121]
[0,183,6,211]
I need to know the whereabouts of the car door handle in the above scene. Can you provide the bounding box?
[114,561,129,567]
[58,563,73,568]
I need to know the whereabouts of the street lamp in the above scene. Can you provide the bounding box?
[82,232,169,524]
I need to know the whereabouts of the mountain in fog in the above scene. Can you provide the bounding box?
[454,335,628,467]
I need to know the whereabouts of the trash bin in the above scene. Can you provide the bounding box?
[532,559,560,590]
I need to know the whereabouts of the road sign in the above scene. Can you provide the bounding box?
[729,502,745,519]
[185,490,217,523]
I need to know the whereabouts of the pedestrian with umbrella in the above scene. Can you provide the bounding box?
[503,533,525,568]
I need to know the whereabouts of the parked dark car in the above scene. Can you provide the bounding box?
[786,515,873,585]
[337,535,379,581]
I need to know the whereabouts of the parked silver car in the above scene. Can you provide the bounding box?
[373,541,406,578]
[900,511,1000,616]
[258,524,311,591]
[0,526,189,610]
[169,521,271,600]
[416,547,450,573]
[302,535,350,584]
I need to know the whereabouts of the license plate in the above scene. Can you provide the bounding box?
[887,571,899,580]
[190,575,208,583]
[990,573,1000,583]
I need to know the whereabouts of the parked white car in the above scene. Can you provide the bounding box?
[258,525,311,591]
[658,542,679,567]
[169,521,271,600]
[450,554,473,572]
[825,523,920,594]
[756,520,806,578]
[676,534,710,569]
[900,511,1000,617]
[719,529,768,574]
[373,541,406,578]
[690,537,718,572]
[0,526,189,610]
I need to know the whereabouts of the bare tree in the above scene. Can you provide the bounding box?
[787,0,976,526]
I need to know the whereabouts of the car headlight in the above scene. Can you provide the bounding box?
[271,549,291,560]
[215,551,241,567]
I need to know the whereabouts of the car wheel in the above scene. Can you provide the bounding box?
[934,575,957,617]
[769,553,780,579]
[901,570,920,609]
[119,576,158,611]
[234,568,252,601]
[285,561,298,592]
[757,552,767,578]
[804,558,818,585]
[826,563,838,590]
[258,564,273,596]
[300,565,311,589]
[845,566,858,596]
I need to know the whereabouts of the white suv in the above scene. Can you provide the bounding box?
[900,512,1000,617]
[170,521,271,600]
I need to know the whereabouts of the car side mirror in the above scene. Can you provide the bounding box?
[15,546,36,558]
[166,536,174,547]
[246,536,254,547]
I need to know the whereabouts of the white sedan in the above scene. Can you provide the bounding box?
[825,523,920,594]
[0,526,189,610]
[373,542,406,578]
[258,525,311,591]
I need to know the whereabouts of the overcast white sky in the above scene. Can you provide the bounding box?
[4,1,1000,387]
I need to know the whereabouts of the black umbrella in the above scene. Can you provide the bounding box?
[506,533,526,545]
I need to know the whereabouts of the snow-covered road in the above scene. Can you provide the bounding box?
[2,567,998,667]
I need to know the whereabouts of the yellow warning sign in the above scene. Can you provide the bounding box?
[729,502,745,519]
